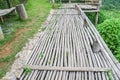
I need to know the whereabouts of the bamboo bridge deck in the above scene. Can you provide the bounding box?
[18,4,120,80]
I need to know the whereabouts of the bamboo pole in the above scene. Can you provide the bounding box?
[0,25,4,40]
[0,16,4,23]
[95,12,99,25]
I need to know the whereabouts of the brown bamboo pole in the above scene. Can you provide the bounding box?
[0,16,4,23]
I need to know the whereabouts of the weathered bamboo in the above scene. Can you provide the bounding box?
[0,25,4,40]
[0,17,4,23]
[95,12,99,25]
[19,4,120,80]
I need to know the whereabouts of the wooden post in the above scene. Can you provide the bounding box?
[95,12,99,25]
[0,16,4,23]
[69,0,71,3]
[51,0,55,4]
[16,4,28,20]
[99,0,102,6]
[92,0,94,4]
[0,26,4,40]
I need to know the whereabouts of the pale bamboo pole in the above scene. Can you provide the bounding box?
[0,25,4,40]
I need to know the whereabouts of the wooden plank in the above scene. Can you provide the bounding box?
[0,7,15,16]
[0,16,4,23]
[95,12,99,25]
[25,65,111,72]
[83,10,99,12]
[82,3,100,5]
[51,13,78,15]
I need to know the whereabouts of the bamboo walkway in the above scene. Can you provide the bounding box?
[19,4,120,80]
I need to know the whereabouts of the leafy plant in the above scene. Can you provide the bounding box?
[48,27,52,30]
[52,3,61,9]
[86,11,106,24]
[102,0,120,10]
[107,70,113,80]
[41,27,46,31]
[0,0,21,9]
[66,50,69,57]
[24,67,32,75]
[97,18,120,61]
[39,52,44,58]
[48,60,51,65]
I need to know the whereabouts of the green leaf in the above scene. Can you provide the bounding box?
[39,52,44,58]
[24,67,32,75]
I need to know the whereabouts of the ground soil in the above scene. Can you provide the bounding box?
[0,28,31,68]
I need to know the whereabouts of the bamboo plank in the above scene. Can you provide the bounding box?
[24,65,111,72]
[19,4,120,80]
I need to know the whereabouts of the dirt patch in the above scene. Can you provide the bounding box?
[0,62,6,69]
[0,28,31,59]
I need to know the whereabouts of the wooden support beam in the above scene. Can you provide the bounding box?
[25,65,112,72]
[58,7,75,9]
[75,4,99,25]
[83,10,99,12]
[99,0,102,6]
[51,13,78,15]
[0,16,4,23]
[95,12,99,25]
[0,25,4,40]
[83,3,100,6]
[75,4,83,14]
[69,0,71,3]
[51,0,55,3]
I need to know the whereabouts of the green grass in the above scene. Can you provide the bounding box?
[39,52,44,58]
[52,3,62,9]
[0,0,51,78]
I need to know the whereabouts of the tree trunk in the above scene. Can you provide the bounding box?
[0,26,4,40]
[16,4,28,20]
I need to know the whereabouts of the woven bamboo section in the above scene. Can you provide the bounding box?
[18,4,120,80]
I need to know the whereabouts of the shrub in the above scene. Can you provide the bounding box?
[52,3,61,9]
[86,11,106,24]
[0,0,26,9]
[102,0,120,10]
[97,18,120,61]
